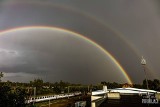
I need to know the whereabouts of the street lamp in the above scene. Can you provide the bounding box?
[141,56,149,89]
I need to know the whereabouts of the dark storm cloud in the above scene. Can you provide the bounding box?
[0,29,127,84]
[0,0,159,83]
[49,0,160,81]
[0,48,17,55]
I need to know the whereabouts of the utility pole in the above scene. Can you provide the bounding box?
[49,99,50,107]
[68,86,69,99]
[141,56,149,89]
[33,87,36,105]
[88,85,89,92]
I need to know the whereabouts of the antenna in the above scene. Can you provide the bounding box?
[141,56,146,65]
[141,56,148,89]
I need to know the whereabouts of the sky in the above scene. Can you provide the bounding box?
[0,0,160,84]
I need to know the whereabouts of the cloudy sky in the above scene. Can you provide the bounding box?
[0,0,160,84]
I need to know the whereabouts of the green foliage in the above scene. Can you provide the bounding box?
[30,79,43,88]
[0,72,4,82]
[0,85,27,107]
[143,79,160,91]
[0,78,159,107]
[133,84,143,89]
[101,81,122,89]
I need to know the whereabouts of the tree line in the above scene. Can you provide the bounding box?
[101,79,160,91]
[0,71,160,107]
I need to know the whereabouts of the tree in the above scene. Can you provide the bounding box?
[101,81,107,85]
[0,72,4,82]
[152,79,160,91]
[30,79,43,88]
[143,79,160,90]
[0,85,27,107]
[143,79,148,89]
[29,79,44,95]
